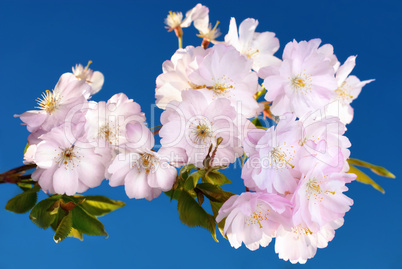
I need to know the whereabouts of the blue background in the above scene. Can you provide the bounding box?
[0,0,401,268]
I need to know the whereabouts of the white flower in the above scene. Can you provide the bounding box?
[275,219,344,264]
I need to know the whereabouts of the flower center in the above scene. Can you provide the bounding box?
[99,124,115,144]
[37,90,59,114]
[57,145,80,169]
[136,153,156,174]
[191,121,213,145]
[270,147,295,169]
[290,73,312,94]
[335,82,353,103]
[291,225,313,239]
[245,204,269,229]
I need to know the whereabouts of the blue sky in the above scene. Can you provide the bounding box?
[0,0,401,268]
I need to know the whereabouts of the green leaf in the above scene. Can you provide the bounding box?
[24,143,29,154]
[349,165,385,194]
[54,212,73,243]
[177,190,218,242]
[205,171,232,185]
[210,201,227,239]
[196,183,234,203]
[68,227,83,241]
[164,189,181,201]
[29,197,59,229]
[78,196,125,217]
[348,158,395,178]
[184,170,204,191]
[5,185,40,214]
[251,117,264,128]
[72,206,108,237]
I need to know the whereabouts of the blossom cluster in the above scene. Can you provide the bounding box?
[160,4,372,264]
[16,3,373,264]
[18,62,180,200]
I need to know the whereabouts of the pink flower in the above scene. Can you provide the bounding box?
[18,73,90,132]
[275,219,344,264]
[291,167,355,232]
[156,44,261,118]
[84,93,146,148]
[216,192,292,250]
[242,114,302,194]
[108,124,183,201]
[263,39,338,118]
[32,124,111,195]
[159,90,243,168]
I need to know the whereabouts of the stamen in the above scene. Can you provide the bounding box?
[290,72,312,94]
[245,204,269,229]
[36,90,58,114]
[270,147,295,169]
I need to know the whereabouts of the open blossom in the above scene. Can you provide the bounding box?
[216,192,292,251]
[292,166,355,233]
[275,219,344,264]
[18,73,90,133]
[108,123,183,201]
[225,17,281,71]
[159,90,243,168]
[71,61,105,96]
[31,124,111,195]
[156,44,261,118]
[84,93,146,148]
[263,39,338,118]
[298,113,351,174]
[242,114,302,194]
[325,56,374,124]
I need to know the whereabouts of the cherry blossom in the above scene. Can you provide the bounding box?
[32,124,111,195]
[84,93,146,148]
[159,89,243,168]
[292,167,355,232]
[18,73,90,133]
[275,219,344,264]
[242,114,302,194]
[108,123,182,201]
[325,56,374,124]
[216,192,292,250]
[263,39,338,118]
